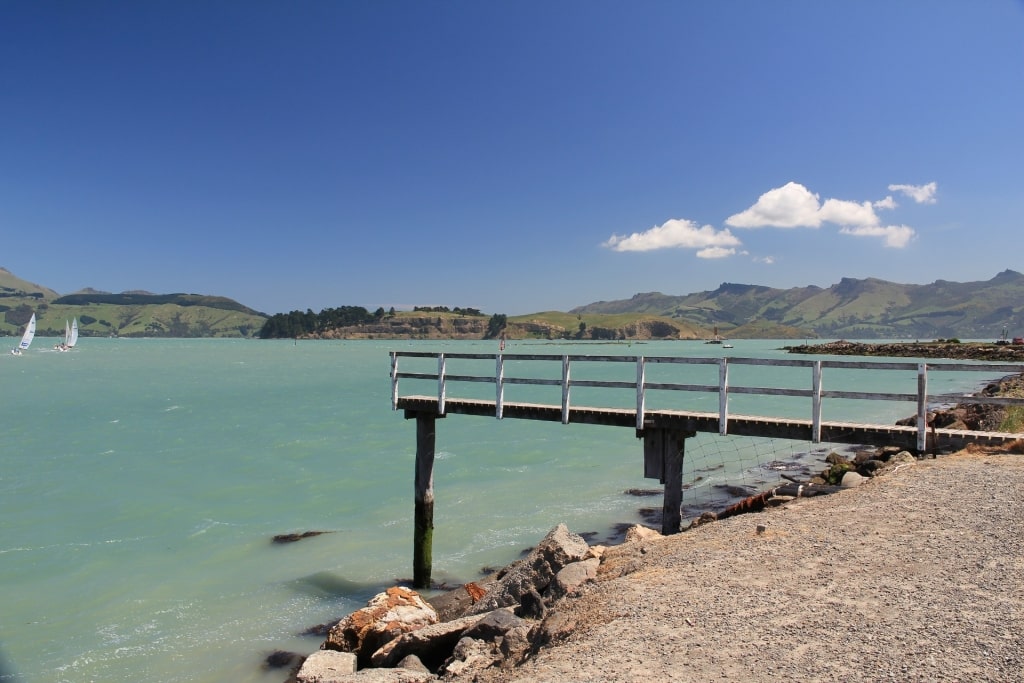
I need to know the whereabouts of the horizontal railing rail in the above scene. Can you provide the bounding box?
[390,352,1024,451]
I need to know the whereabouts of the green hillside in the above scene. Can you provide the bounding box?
[0,268,266,338]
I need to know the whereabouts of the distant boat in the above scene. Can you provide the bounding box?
[704,324,725,345]
[722,343,734,349]
[11,313,36,356]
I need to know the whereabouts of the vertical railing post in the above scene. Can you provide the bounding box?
[413,413,436,589]
[437,353,447,415]
[390,352,399,410]
[812,361,823,443]
[718,358,730,435]
[636,355,646,430]
[561,355,571,424]
[495,353,505,419]
[917,363,928,452]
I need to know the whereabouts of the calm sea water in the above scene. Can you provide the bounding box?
[0,338,1002,682]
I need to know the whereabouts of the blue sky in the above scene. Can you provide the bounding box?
[2,2,1022,316]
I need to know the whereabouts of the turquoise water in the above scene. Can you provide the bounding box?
[0,338,1003,682]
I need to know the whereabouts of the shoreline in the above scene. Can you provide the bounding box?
[282,444,1024,682]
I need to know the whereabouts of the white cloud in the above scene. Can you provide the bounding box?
[753,255,776,265]
[888,182,937,204]
[697,246,736,259]
[725,181,822,228]
[840,224,916,248]
[819,198,879,228]
[722,181,931,248]
[602,218,741,253]
[608,180,931,256]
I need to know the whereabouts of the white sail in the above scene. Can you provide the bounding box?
[15,314,36,352]
[68,318,79,348]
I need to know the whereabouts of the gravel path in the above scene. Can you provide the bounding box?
[477,449,1024,682]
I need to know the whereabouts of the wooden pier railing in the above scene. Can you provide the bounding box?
[389,351,1024,586]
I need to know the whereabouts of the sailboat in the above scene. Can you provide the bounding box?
[57,318,79,351]
[11,313,36,356]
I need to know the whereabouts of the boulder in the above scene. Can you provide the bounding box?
[295,650,357,682]
[395,655,430,673]
[426,580,494,623]
[549,557,600,600]
[323,586,438,668]
[439,637,501,678]
[840,471,866,488]
[301,669,436,683]
[370,612,481,669]
[460,608,528,643]
[877,450,916,475]
[497,623,534,667]
[515,587,546,620]
[463,524,590,616]
[623,524,662,544]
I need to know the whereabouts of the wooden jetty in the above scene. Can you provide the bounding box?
[391,351,1024,587]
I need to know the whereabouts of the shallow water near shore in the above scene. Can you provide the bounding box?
[0,338,1002,682]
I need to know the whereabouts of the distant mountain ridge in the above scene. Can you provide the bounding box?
[5,266,1022,340]
[571,270,1024,340]
[0,267,267,338]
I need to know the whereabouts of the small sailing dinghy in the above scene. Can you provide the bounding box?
[56,318,79,351]
[11,313,36,356]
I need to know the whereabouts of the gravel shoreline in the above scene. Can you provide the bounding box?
[474,446,1024,682]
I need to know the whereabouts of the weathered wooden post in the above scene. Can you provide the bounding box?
[642,428,695,535]
[661,430,691,534]
[413,412,437,588]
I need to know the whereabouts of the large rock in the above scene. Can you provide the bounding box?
[549,557,600,600]
[463,524,590,616]
[295,650,357,682]
[297,669,436,683]
[370,613,482,669]
[425,580,494,622]
[323,586,438,668]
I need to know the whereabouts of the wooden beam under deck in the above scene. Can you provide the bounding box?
[398,395,1022,452]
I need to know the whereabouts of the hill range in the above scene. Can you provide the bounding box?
[0,268,267,339]
[2,267,1022,340]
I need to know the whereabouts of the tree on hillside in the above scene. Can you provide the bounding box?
[486,313,507,339]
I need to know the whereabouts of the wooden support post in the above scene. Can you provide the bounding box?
[661,430,693,535]
[414,412,436,589]
[916,363,928,453]
[642,429,665,482]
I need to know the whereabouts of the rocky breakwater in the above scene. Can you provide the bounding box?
[785,339,1024,362]
[895,371,1024,433]
[286,523,603,682]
